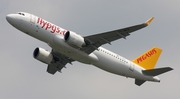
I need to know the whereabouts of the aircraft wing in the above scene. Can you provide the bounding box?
[81,17,154,54]
[47,50,74,74]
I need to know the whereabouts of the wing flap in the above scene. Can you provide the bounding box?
[47,65,58,75]
[46,50,74,75]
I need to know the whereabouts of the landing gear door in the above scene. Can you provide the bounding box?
[30,14,36,24]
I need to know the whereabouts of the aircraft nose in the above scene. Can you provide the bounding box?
[6,14,17,24]
[6,14,12,22]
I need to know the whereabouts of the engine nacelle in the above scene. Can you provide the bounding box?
[64,31,86,48]
[33,47,54,64]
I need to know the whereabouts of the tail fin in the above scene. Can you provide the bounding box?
[132,47,162,70]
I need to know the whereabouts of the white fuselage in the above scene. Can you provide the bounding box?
[6,12,160,82]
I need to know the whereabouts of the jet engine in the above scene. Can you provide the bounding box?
[33,47,54,64]
[64,31,86,48]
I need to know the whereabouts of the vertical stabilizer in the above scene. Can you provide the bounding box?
[132,47,162,70]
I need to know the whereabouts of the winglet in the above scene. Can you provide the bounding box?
[145,17,154,25]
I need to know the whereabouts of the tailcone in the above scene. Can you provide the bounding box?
[153,76,160,82]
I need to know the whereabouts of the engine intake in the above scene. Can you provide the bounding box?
[33,47,54,64]
[64,31,86,48]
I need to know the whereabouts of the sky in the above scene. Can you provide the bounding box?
[0,0,179,99]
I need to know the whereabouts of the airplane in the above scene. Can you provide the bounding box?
[6,12,173,86]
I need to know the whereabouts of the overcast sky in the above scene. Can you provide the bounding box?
[1,0,179,99]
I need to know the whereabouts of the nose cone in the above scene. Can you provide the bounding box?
[6,14,13,22]
[6,14,17,25]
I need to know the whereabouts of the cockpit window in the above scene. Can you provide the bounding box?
[18,12,25,16]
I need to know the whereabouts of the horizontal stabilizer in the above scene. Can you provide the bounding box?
[142,67,173,76]
[135,79,146,86]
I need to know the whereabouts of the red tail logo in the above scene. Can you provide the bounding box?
[137,48,157,63]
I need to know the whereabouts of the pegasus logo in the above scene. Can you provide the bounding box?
[137,48,157,63]
[37,17,66,35]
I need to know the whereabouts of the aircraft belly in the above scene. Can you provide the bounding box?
[50,35,98,64]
